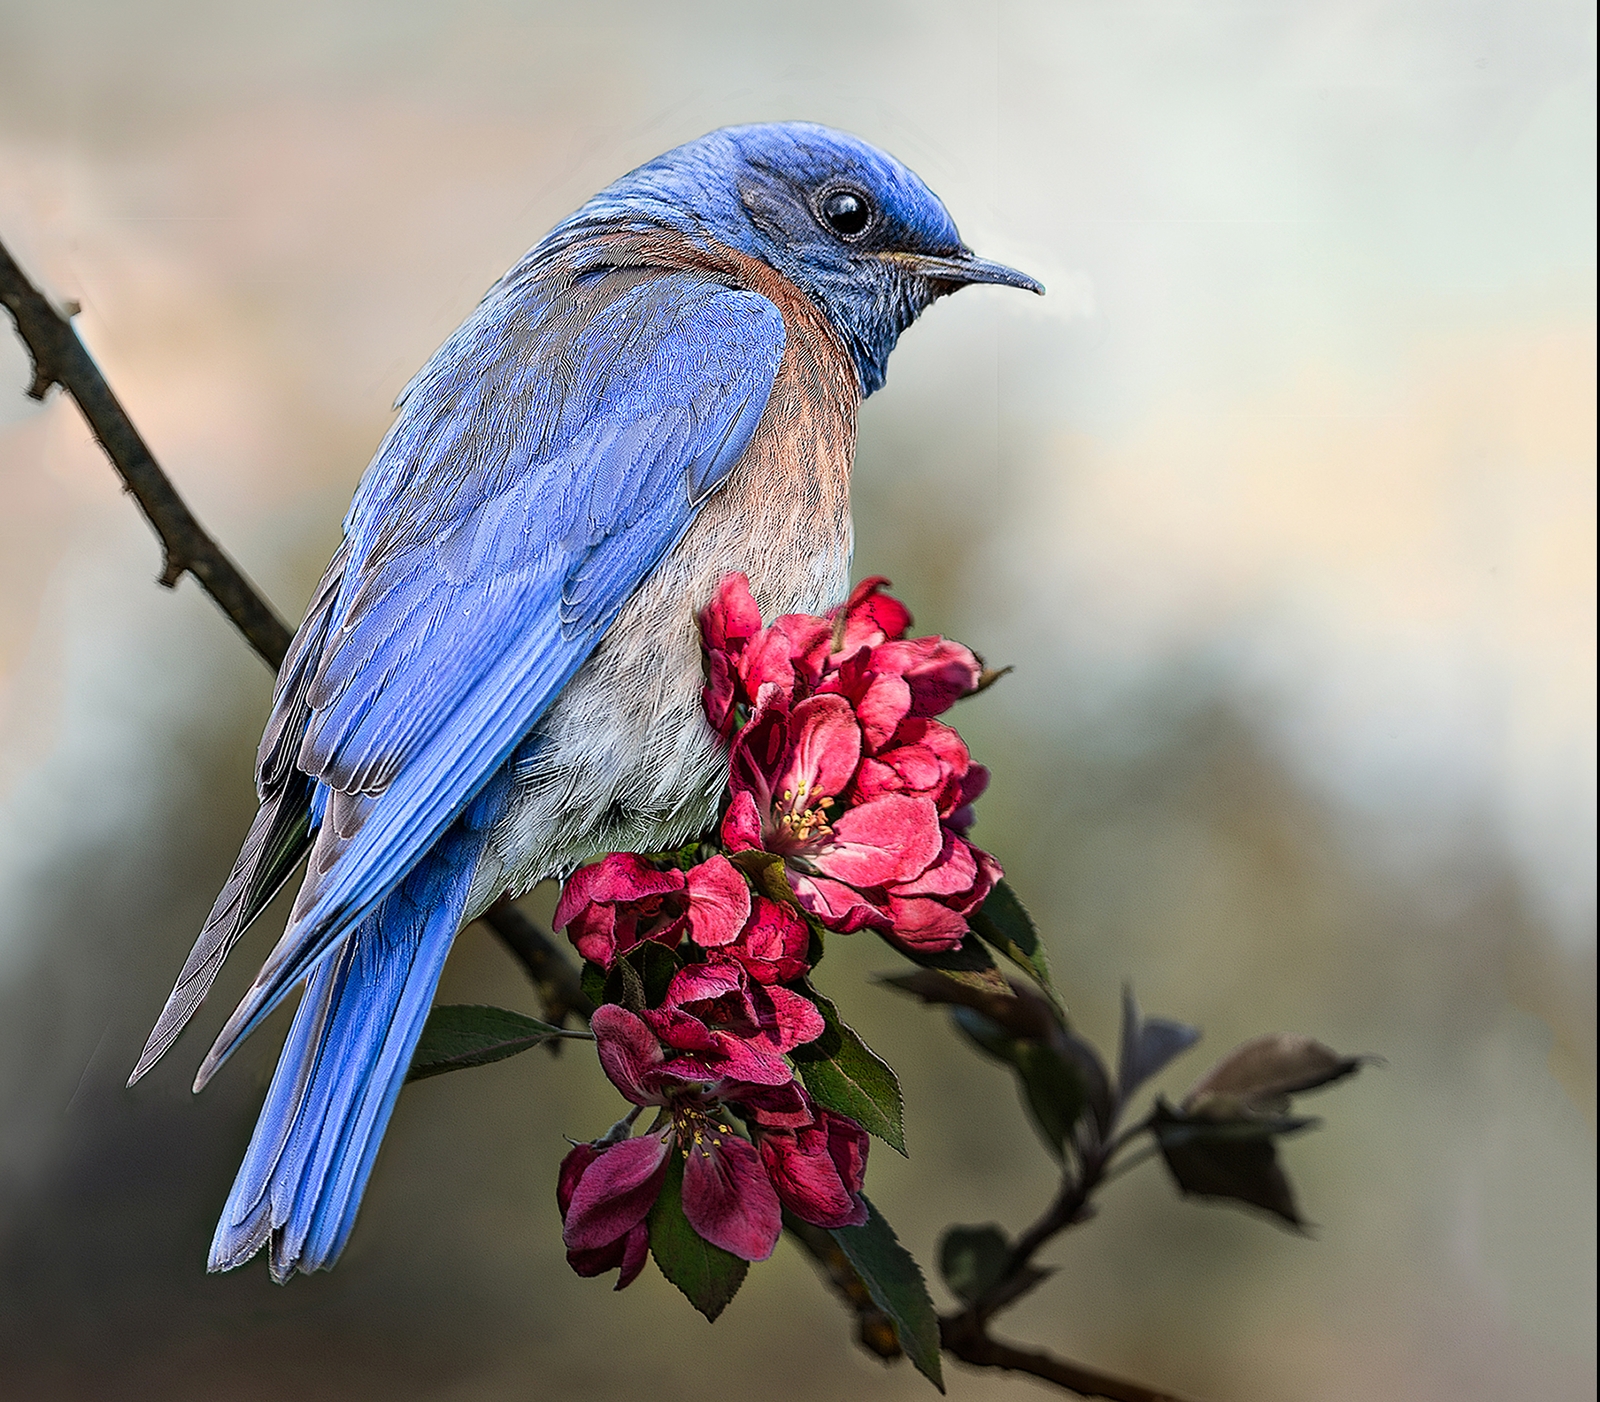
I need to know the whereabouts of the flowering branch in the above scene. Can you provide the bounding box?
[481,896,596,1030]
[4,225,1371,1402]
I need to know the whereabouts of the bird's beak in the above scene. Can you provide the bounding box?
[880,248,1045,295]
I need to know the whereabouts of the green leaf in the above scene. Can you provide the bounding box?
[793,986,906,1154]
[1012,1041,1087,1158]
[579,960,607,1010]
[641,838,714,870]
[406,1004,579,1082]
[647,1150,748,1321]
[1116,985,1201,1103]
[728,847,802,908]
[970,881,1059,1008]
[938,1223,1010,1305]
[1150,1098,1317,1229]
[631,940,681,1007]
[600,940,684,1011]
[948,1007,1087,1159]
[830,1198,944,1391]
[896,931,1009,996]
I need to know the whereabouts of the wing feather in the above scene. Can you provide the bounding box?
[192,268,786,1085]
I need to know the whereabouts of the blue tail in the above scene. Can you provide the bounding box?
[208,784,501,1282]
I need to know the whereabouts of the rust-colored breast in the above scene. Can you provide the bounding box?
[488,233,863,891]
[668,236,862,618]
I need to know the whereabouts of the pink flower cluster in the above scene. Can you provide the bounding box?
[553,576,1000,1286]
[709,573,1001,952]
[559,1004,868,1281]
[553,851,860,1280]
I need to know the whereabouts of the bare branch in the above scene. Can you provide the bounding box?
[0,233,293,667]
[941,1314,1195,1402]
[480,895,594,1030]
[0,225,590,1013]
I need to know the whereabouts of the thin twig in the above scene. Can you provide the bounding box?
[480,895,594,1029]
[934,1112,1199,1397]
[1,235,293,667]
[941,1315,1195,1402]
[0,229,582,1004]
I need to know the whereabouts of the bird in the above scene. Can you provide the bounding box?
[127,121,1042,1282]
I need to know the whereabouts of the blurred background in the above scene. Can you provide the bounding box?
[0,2,1593,1399]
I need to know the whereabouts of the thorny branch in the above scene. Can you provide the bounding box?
[3,229,1189,1400]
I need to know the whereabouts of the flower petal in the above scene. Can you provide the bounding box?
[817,794,943,886]
[720,789,765,853]
[736,1079,816,1129]
[780,694,862,803]
[762,985,827,1052]
[823,1109,871,1196]
[883,897,971,951]
[561,1132,671,1252]
[854,672,913,752]
[615,1221,651,1289]
[700,571,762,653]
[890,829,978,898]
[556,1142,601,1217]
[592,1005,668,1105]
[759,1125,866,1229]
[870,637,981,716]
[658,959,743,1008]
[682,1128,783,1261]
[837,577,912,652]
[727,898,810,983]
[790,872,891,933]
[685,855,752,948]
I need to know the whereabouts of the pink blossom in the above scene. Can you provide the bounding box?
[556,1139,654,1288]
[702,572,1003,953]
[833,575,912,654]
[723,693,946,934]
[700,573,763,739]
[560,1004,870,1266]
[554,855,688,968]
[555,853,752,968]
[745,1088,870,1229]
[642,957,824,1087]
[715,896,811,984]
[881,829,1004,952]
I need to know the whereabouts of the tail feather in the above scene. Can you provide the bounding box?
[128,773,315,1086]
[208,790,495,1282]
[130,543,348,1088]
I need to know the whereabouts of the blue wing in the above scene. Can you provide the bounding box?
[192,266,785,1085]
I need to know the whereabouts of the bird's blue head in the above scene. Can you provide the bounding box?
[554,122,1043,396]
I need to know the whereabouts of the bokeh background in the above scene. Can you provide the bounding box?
[0,3,1593,1399]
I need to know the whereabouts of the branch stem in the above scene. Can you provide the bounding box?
[479,895,594,1028]
[0,228,587,1013]
[940,1315,1193,1402]
[1,235,293,667]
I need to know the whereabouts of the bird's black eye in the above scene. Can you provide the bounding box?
[820,187,873,240]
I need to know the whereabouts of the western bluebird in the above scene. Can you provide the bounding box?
[128,122,1041,1281]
